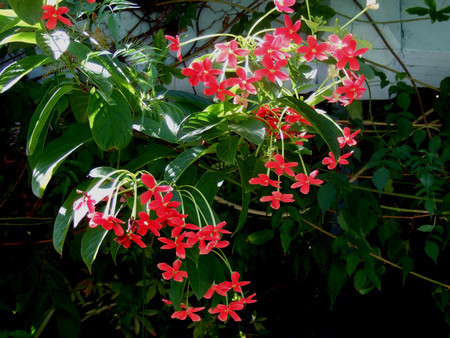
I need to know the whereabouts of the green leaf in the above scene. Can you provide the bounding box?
[248,229,274,245]
[420,172,434,193]
[169,279,186,310]
[346,100,363,121]
[424,241,439,264]
[405,7,429,16]
[277,97,342,159]
[372,167,390,195]
[0,54,51,93]
[81,226,108,273]
[195,171,226,204]
[279,219,295,253]
[107,13,119,45]
[186,255,218,300]
[353,269,367,291]
[82,61,113,100]
[398,255,414,285]
[327,259,347,308]
[229,118,266,146]
[237,155,266,193]
[417,224,435,232]
[164,146,204,184]
[413,129,427,149]
[346,252,360,276]
[217,135,239,164]
[0,10,20,34]
[31,124,93,197]
[396,92,411,111]
[88,89,132,151]
[70,89,90,124]
[27,84,74,156]
[8,0,43,25]
[35,30,70,60]
[429,135,441,153]
[0,31,36,45]
[317,183,336,221]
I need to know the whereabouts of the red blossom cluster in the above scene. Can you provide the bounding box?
[73,172,256,322]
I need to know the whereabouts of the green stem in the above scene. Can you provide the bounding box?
[247,7,277,37]
[340,6,369,31]
[351,184,444,203]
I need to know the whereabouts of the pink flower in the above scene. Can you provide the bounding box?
[215,40,249,69]
[181,58,222,86]
[264,154,298,176]
[260,191,294,210]
[254,58,290,83]
[333,75,366,106]
[157,260,188,282]
[297,35,329,61]
[172,304,205,322]
[204,79,235,101]
[41,5,72,30]
[225,67,258,94]
[87,212,124,236]
[254,34,290,64]
[220,271,251,292]
[239,293,257,305]
[328,34,368,71]
[338,127,360,148]
[209,301,244,322]
[204,283,229,299]
[274,15,302,45]
[87,0,96,3]
[249,174,281,188]
[291,170,323,194]
[165,35,182,61]
[274,0,296,13]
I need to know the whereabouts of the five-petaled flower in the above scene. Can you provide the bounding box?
[338,127,360,148]
[274,0,296,13]
[157,260,188,282]
[249,174,281,188]
[165,35,182,61]
[171,304,205,322]
[274,15,302,45]
[214,40,249,69]
[41,5,72,30]
[158,232,192,259]
[260,191,294,210]
[322,151,353,170]
[297,35,329,61]
[291,170,323,194]
[220,271,251,292]
[209,301,244,322]
[264,154,298,176]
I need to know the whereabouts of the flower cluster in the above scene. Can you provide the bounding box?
[73,172,256,322]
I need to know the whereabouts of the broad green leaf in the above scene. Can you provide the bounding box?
[417,224,435,232]
[396,92,411,111]
[81,226,108,273]
[327,259,347,308]
[277,97,342,159]
[107,13,119,45]
[279,219,295,253]
[88,89,133,151]
[0,31,36,45]
[372,167,390,195]
[346,100,363,120]
[413,129,427,149]
[229,118,266,146]
[164,89,211,109]
[405,6,429,16]
[70,89,90,123]
[248,229,274,245]
[31,124,93,197]
[169,278,186,310]
[0,10,20,34]
[53,180,91,255]
[186,255,217,300]
[429,135,441,153]
[68,40,91,60]
[424,241,439,264]
[195,171,226,204]
[82,61,113,100]
[178,110,226,143]
[317,183,336,221]
[27,84,74,156]
[353,269,367,291]
[346,252,360,276]
[35,30,70,60]
[217,135,239,164]
[8,0,43,25]
[0,54,51,93]
[237,155,266,193]
[164,146,204,184]
[420,172,434,193]
[398,255,414,285]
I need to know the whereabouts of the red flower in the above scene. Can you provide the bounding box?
[157,260,188,282]
[249,174,281,188]
[254,34,290,64]
[328,34,368,71]
[165,35,182,61]
[215,40,249,69]
[264,154,298,176]
[274,15,302,45]
[274,0,296,13]
[291,170,323,194]
[322,151,338,170]
[202,221,231,240]
[209,301,244,322]
[87,0,96,3]
[171,304,205,322]
[254,58,289,83]
[204,79,235,101]
[220,271,251,292]
[41,5,72,30]
[158,232,192,259]
[225,67,258,95]
[337,127,360,148]
[239,293,257,305]
[333,75,366,106]
[260,191,294,210]
[140,173,173,205]
[87,212,124,236]
[297,35,329,61]
[285,108,311,125]
[115,232,146,249]
[148,192,181,218]
[136,211,162,236]
[181,57,222,86]
[203,283,229,299]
